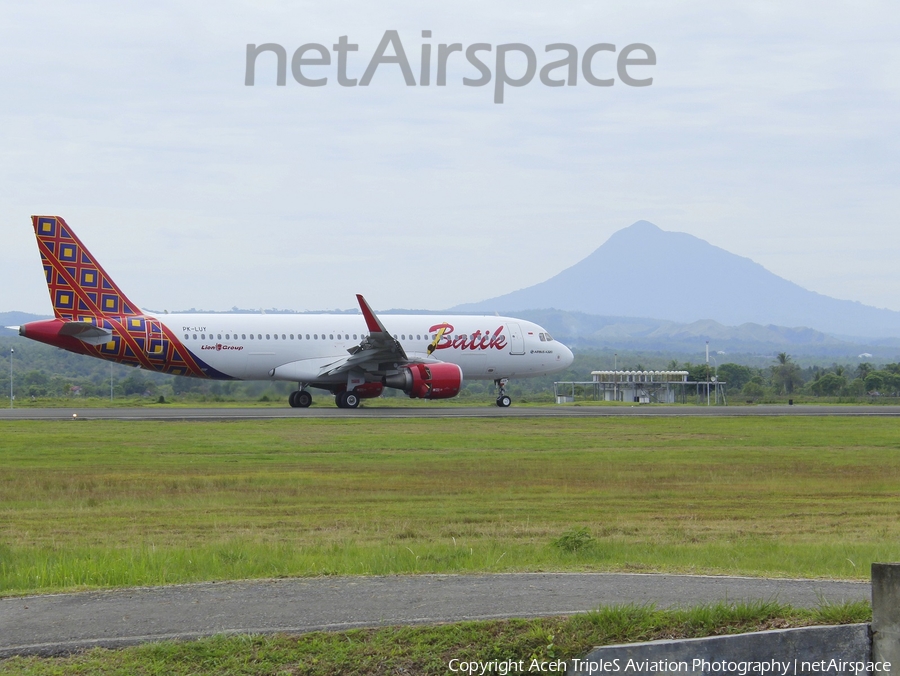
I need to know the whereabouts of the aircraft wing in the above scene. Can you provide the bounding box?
[316,295,427,378]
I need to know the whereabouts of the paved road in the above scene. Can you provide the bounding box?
[2,405,900,421]
[0,573,870,658]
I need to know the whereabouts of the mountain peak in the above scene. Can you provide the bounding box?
[450,221,900,339]
[624,219,662,233]
[608,220,664,242]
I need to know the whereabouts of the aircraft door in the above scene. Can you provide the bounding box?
[145,318,169,368]
[506,323,525,355]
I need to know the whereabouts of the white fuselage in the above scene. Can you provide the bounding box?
[158,313,573,385]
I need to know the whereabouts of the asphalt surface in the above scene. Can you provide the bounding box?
[0,573,870,658]
[2,404,900,421]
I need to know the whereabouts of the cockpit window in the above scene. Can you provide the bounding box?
[539,333,546,341]
[545,333,553,341]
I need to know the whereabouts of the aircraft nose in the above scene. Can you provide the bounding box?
[561,343,574,368]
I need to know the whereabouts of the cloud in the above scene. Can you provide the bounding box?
[1,0,898,314]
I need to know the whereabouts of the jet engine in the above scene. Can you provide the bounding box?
[383,363,463,399]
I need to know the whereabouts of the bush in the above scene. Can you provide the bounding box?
[551,527,595,553]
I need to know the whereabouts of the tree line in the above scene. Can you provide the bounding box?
[2,337,898,404]
[697,353,900,400]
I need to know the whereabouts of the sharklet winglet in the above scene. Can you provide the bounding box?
[356,294,388,334]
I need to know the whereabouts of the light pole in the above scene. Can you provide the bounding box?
[9,348,13,409]
[710,356,718,405]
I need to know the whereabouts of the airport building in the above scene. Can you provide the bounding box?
[554,370,727,404]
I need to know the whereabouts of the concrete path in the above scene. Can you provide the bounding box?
[0,573,870,658]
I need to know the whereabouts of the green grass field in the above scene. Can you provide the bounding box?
[1,417,899,595]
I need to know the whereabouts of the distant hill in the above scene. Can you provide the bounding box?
[504,309,900,359]
[451,221,900,339]
[0,311,49,337]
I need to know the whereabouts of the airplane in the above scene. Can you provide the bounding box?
[17,216,575,408]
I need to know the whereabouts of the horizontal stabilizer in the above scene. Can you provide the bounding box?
[58,321,113,346]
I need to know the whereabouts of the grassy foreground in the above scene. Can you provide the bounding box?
[0,600,872,675]
[1,417,899,594]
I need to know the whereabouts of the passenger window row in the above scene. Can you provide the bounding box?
[181,330,545,343]
[183,333,366,341]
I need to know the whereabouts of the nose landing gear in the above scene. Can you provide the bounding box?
[495,378,511,407]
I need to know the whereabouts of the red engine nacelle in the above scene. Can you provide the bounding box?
[383,363,463,399]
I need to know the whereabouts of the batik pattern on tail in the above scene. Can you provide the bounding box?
[34,215,139,320]
[31,215,216,378]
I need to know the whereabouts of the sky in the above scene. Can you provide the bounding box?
[1,1,898,315]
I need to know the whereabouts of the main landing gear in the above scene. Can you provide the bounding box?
[495,378,511,408]
[335,391,360,409]
[288,389,312,408]
[287,386,362,409]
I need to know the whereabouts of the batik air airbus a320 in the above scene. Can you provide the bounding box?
[17,216,574,408]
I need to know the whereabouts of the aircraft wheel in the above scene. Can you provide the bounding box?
[496,395,511,408]
[335,392,347,408]
[296,390,312,408]
[288,391,300,408]
[344,392,360,409]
